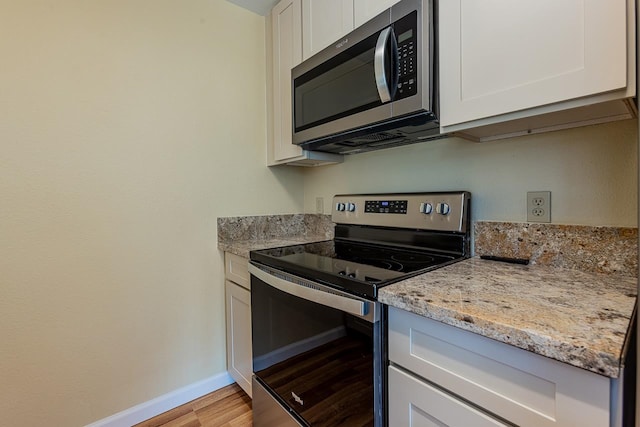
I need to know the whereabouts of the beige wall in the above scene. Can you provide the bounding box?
[0,1,304,426]
[303,120,638,228]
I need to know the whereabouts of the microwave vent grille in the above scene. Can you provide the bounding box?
[337,132,399,146]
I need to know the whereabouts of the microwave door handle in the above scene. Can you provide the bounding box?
[374,26,394,103]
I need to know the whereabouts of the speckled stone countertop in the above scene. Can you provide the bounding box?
[218,214,333,258]
[379,257,637,378]
[475,222,637,277]
[221,217,637,377]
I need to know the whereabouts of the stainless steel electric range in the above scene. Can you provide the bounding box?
[248,192,471,427]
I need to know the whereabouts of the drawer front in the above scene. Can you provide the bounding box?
[225,252,250,290]
[389,365,509,427]
[388,308,610,427]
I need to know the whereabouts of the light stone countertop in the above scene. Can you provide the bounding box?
[219,216,637,378]
[217,214,333,258]
[379,257,637,378]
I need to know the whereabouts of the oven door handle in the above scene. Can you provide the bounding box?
[249,264,368,317]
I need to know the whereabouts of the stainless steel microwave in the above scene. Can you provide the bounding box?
[292,0,441,154]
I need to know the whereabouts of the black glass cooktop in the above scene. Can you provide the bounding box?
[250,240,458,299]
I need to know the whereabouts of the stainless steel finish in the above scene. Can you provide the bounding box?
[253,377,301,427]
[292,0,432,146]
[332,192,470,233]
[249,263,378,322]
[391,0,432,116]
[374,27,393,103]
[292,10,391,146]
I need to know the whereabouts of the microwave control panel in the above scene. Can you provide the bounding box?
[394,11,418,100]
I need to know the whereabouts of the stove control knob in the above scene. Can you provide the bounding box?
[336,202,346,212]
[436,202,450,215]
[420,202,433,214]
[346,202,356,212]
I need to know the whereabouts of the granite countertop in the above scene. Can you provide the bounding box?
[379,257,637,378]
[219,216,637,377]
[217,214,334,258]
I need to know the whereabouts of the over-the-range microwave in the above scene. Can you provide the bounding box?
[292,0,442,155]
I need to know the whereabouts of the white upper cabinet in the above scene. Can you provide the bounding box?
[271,0,304,162]
[268,0,343,165]
[439,0,635,135]
[302,0,354,60]
[301,0,401,59]
[354,0,400,27]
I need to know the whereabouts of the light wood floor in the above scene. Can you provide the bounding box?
[134,383,252,427]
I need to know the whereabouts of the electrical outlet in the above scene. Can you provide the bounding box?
[315,197,324,214]
[527,191,551,223]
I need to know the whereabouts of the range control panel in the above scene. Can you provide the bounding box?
[364,200,408,214]
[332,192,470,233]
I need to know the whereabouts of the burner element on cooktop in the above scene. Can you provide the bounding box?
[335,242,447,273]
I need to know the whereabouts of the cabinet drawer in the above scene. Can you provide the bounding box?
[389,365,509,427]
[388,308,610,427]
[225,252,250,290]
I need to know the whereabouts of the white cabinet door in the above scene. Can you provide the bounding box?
[354,0,399,27]
[225,280,252,397]
[272,0,304,162]
[388,308,612,427]
[389,366,509,427]
[439,0,629,128]
[269,0,343,166]
[302,0,354,60]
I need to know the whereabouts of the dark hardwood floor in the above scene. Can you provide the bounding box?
[134,383,252,427]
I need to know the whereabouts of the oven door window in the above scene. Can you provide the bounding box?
[251,275,374,427]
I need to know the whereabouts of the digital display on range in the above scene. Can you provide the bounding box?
[365,200,407,214]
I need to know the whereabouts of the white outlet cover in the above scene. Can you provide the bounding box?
[526,191,551,223]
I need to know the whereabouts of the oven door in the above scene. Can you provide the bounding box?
[249,263,385,427]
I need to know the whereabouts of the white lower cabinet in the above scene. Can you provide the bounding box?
[224,253,252,397]
[388,307,617,427]
[389,366,509,427]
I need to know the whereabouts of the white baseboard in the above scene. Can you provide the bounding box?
[85,371,235,427]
